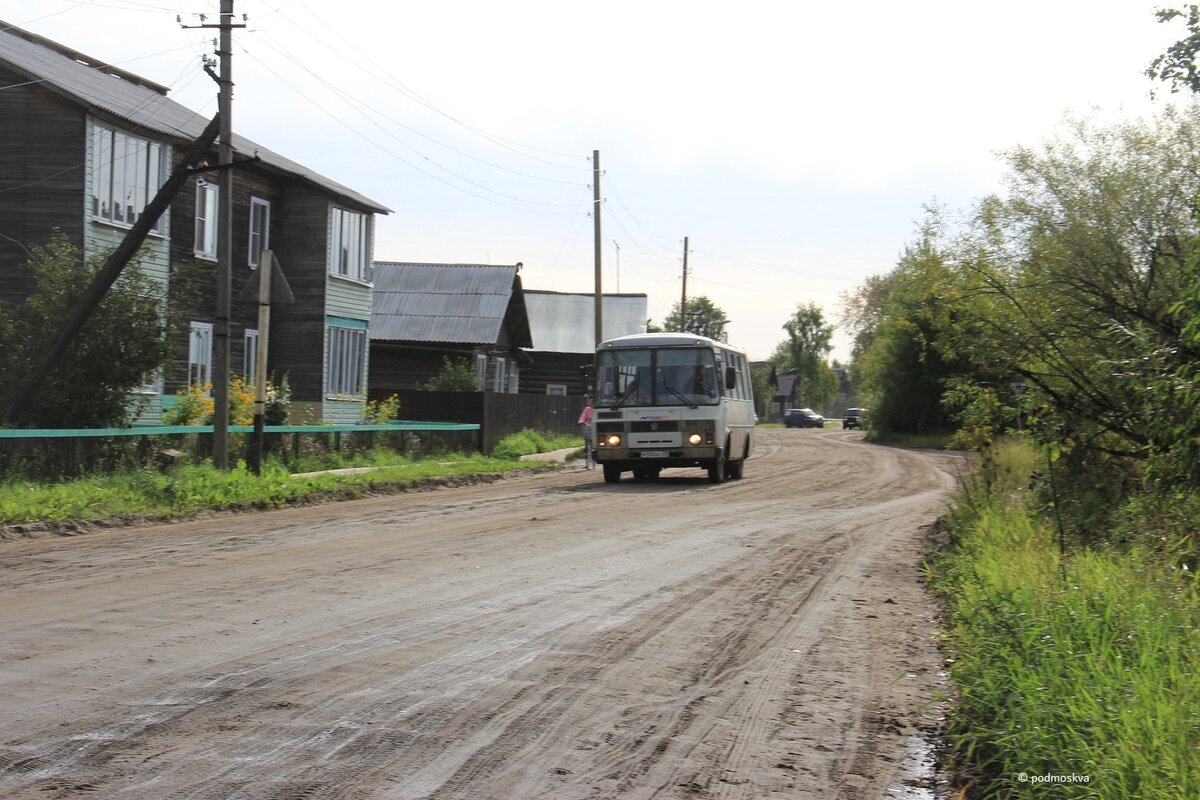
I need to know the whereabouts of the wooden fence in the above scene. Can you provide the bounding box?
[381,390,586,453]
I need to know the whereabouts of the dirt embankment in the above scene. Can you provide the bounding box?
[0,428,964,799]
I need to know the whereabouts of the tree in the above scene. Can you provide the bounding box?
[663,296,728,341]
[773,302,839,409]
[1147,5,1200,94]
[949,109,1200,490]
[0,232,187,428]
[424,357,482,391]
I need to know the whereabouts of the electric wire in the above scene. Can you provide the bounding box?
[279,0,590,169]
[246,27,587,195]
[234,41,583,216]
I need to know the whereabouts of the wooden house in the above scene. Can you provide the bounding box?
[0,21,389,425]
[520,290,647,396]
[369,262,532,395]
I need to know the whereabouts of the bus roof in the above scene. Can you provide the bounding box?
[598,332,746,354]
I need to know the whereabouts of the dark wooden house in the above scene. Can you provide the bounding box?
[0,21,389,425]
[369,262,533,395]
[521,290,647,396]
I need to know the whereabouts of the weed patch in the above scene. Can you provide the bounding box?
[929,442,1200,799]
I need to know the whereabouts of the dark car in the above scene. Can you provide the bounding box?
[783,408,825,428]
[842,407,867,430]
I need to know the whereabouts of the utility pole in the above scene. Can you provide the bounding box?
[186,2,245,468]
[679,236,689,332]
[592,149,603,347]
[213,0,236,469]
[612,239,620,293]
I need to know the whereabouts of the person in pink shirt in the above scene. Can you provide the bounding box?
[578,396,594,469]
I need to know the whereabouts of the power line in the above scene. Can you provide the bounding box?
[280,0,592,169]
[246,27,588,191]
[234,41,584,216]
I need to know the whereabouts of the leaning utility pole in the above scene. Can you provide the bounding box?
[592,149,603,347]
[0,116,222,427]
[679,236,689,332]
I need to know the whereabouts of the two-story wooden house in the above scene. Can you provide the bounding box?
[0,21,389,425]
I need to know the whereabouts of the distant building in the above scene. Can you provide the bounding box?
[521,290,648,396]
[368,262,532,394]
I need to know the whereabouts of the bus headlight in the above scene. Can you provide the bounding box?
[688,433,703,446]
[603,434,622,448]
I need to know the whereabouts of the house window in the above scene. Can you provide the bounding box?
[546,384,567,396]
[330,207,370,281]
[493,357,507,393]
[243,328,259,382]
[327,324,367,396]
[194,181,218,259]
[249,197,270,267]
[188,322,213,388]
[90,121,167,232]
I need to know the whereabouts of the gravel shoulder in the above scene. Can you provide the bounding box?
[0,428,965,799]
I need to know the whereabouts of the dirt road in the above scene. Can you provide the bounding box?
[0,428,963,799]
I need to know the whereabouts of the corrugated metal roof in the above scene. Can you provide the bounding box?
[523,291,647,353]
[0,22,389,214]
[371,262,532,347]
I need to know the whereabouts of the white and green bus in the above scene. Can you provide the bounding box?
[592,333,756,484]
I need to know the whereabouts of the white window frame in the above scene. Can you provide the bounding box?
[329,207,371,282]
[546,384,567,396]
[326,325,367,397]
[248,197,270,268]
[243,328,259,381]
[91,121,167,233]
[194,180,218,259]
[492,356,507,393]
[188,322,213,389]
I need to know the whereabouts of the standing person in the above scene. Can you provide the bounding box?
[578,396,594,469]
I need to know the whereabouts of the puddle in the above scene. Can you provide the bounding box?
[884,734,942,799]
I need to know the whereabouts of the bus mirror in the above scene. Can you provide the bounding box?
[725,366,737,391]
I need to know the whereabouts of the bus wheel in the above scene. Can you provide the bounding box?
[603,464,621,483]
[725,458,744,480]
[707,454,726,483]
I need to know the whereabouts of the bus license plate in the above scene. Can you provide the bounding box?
[639,450,668,459]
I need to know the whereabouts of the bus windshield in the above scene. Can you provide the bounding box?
[596,347,720,408]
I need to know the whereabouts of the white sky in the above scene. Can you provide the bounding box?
[1,0,1183,361]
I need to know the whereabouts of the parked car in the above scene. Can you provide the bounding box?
[783,408,825,428]
[842,407,867,430]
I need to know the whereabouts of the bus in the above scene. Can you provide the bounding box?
[591,332,756,484]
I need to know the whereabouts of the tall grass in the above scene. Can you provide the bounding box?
[930,440,1200,799]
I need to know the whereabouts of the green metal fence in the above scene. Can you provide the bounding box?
[0,422,481,480]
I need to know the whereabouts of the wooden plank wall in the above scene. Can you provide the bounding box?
[374,389,585,453]
[0,66,86,292]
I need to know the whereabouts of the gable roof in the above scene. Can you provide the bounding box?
[371,262,532,347]
[0,21,389,214]
[523,290,647,353]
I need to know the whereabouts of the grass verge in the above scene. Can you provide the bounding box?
[927,440,1199,798]
[0,450,557,535]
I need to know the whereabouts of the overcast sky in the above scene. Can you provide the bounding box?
[1,0,1184,361]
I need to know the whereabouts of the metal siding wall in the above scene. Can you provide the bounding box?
[326,275,371,319]
[322,397,362,424]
